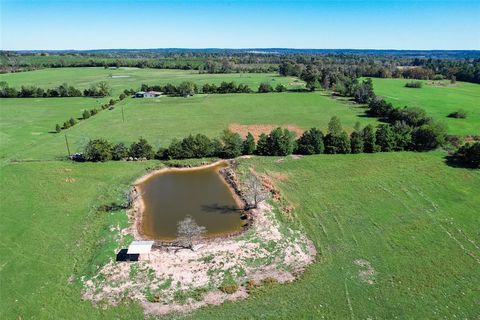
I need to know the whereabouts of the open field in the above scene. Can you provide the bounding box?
[2,92,377,160]
[0,67,302,95]
[370,78,480,136]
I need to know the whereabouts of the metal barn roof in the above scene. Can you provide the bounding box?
[127,240,154,254]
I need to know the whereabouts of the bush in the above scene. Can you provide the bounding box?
[68,117,76,127]
[447,109,467,119]
[119,93,126,100]
[412,122,447,151]
[275,84,287,92]
[220,283,238,294]
[405,81,423,88]
[242,132,256,155]
[82,109,91,120]
[258,83,273,93]
[55,124,61,133]
[84,139,112,162]
[454,142,480,168]
[295,128,324,155]
[129,138,154,159]
[111,143,129,160]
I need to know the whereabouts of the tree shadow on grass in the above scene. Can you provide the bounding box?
[201,203,244,214]
[444,155,479,169]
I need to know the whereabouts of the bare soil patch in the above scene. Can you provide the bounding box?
[229,123,304,140]
[354,259,376,285]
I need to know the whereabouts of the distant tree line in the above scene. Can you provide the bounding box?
[3,50,478,84]
[0,81,111,98]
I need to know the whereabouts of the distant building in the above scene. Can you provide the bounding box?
[135,91,162,98]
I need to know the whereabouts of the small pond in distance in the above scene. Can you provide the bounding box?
[137,162,243,240]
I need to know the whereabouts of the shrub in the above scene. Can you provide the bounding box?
[275,84,287,92]
[242,132,256,155]
[82,109,91,120]
[119,93,126,100]
[90,108,98,115]
[261,277,278,286]
[84,139,113,162]
[391,121,413,151]
[447,109,467,119]
[63,121,70,129]
[68,117,76,127]
[109,99,116,106]
[412,121,447,151]
[55,124,61,133]
[246,279,258,291]
[296,128,324,155]
[350,130,364,153]
[454,142,480,168]
[177,81,197,97]
[129,138,154,159]
[258,83,273,93]
[405,81,423,88]
[111,143,129,160]
[219,283,238,294]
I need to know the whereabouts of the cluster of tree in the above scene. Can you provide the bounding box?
[451,142,480,168]
[366,97,447,151]
[55,95,124,132]
[139,81,287,96]
[405,81,423,88]
[79,115,449,163]
[0,81,111,98]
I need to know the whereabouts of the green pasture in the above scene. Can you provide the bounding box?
[2,92,377,160]
[370,78,480,136]
[0,71,479,319]
[0,67,301,95]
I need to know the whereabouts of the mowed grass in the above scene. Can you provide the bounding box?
[370,78,480,136]
[0,67,302,95]
[9,92,378,160]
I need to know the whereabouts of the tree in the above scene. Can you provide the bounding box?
[177,216,206,250]
[129,138,154,159]
[362,124,378,153]
[219,129,243,158]
[112,143,129,160]
[350,129,364,154]
[375,124,396,152]
[242,132,256,155]
[55,124,61,133]
[84,139,113,162]
[258,83,273,93]
[244,175,268,209]
[295,128,324,155]
[354,78,375,104]
[324,117,350,154]
[68,117,76,127]
[265,128,296,156]
[391,121,413,151]
[119,93,126,100]
[97,81,111,96]
[256,133,269,155]
[177,81,196,97]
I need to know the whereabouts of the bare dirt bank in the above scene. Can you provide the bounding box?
[82,161,316,317]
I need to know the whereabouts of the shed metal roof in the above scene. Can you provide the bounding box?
[127,240,154,254]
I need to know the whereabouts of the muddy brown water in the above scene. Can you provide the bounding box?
[137,162,244,240]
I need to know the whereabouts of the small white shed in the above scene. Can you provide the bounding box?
[127,240,154,260]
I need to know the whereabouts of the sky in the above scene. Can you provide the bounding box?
[1,0,479,50]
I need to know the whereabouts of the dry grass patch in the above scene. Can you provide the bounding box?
[229,123,304,140]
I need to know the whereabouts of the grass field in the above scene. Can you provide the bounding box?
[1,92,377,160]
[370,78,480,136]
[0,67,302,95]
[1,70,479,319]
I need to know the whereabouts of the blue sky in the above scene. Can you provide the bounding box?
[1,0,479,50]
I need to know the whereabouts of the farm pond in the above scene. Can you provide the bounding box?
[136,162,244,240]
